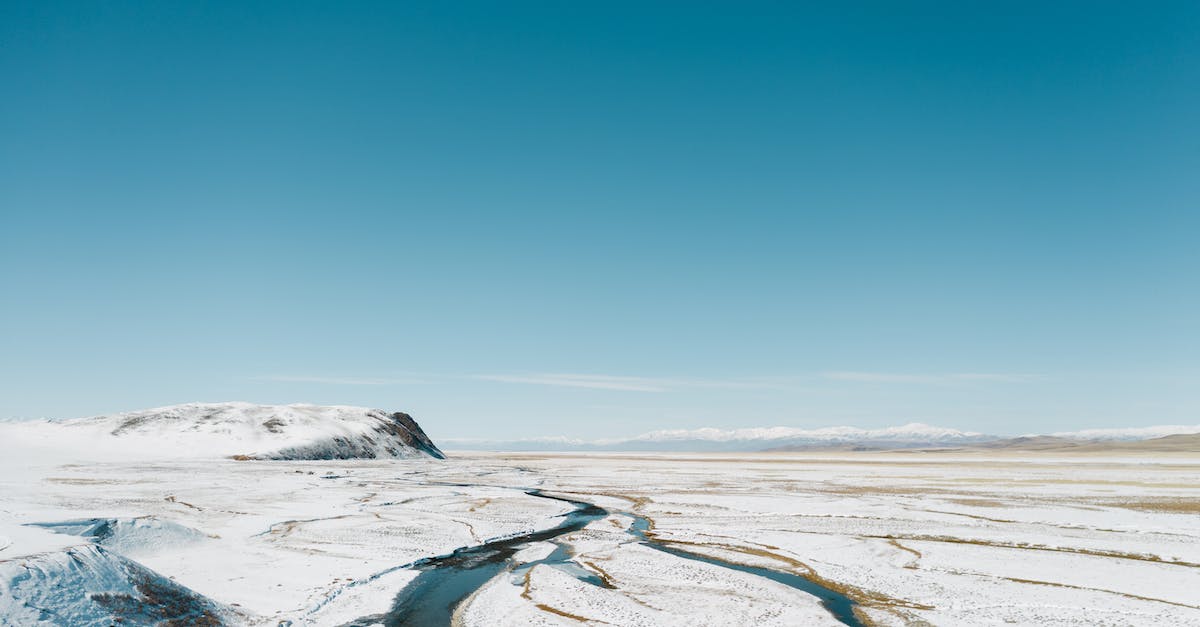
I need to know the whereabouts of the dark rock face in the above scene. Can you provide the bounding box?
[375,411,446,459]
[93,568,227,626]
[257,410,445,460]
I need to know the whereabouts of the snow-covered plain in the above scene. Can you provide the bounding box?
[3,439,1198,624]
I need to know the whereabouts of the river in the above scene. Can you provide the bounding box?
[342,489,861,626]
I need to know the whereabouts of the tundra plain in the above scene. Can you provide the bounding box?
[2,449,1199,626]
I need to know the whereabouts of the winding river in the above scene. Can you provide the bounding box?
[342,489,861,627]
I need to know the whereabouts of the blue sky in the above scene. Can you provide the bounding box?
[2,2,1197,439]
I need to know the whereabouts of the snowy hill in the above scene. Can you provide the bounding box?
[3,403,445,461]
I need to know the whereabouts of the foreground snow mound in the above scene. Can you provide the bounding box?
[0,544,236,626]
[12,402,445,461]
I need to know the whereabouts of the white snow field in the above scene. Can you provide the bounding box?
[2,409,1198,625]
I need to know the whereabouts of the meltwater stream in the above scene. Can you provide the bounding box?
[342,489,861,627]
[626,516,862,626]
[341,491,606,627]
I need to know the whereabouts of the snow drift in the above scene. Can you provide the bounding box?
[27,517,208,558]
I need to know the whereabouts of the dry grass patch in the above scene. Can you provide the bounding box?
[1001,576,1200,610]
[872,534,1200,568]
[1102,498,1200,514]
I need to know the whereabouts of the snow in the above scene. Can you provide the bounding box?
[443,422,996,451]
[1048,424,1200,440]
[0,543,238,626]
[452,451,1200,625]
[3,408,1198,626]
[630,422,983,442]
[447,423,1200,452]
[26,517,208,558]
[0,522,85,559]
[1,402,443,461]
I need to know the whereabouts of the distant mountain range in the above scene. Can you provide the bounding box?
[6,404,1197,455]
[953,433,1200,453]
[443,422,1200,452]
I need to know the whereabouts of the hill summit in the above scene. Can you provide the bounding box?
[24,402,445,460]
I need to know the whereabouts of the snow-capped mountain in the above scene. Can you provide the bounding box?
[1046,425,1200,441]
[442,422,997,452]
[3,402,444,460]
[630,423,982,443]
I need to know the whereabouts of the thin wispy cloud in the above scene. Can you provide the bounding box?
[472,373,774,392]
[473,374,669,392]
[251,375,432,386]
[822,371,1037,384]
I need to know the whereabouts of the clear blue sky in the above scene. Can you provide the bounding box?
[2,2,1197,439]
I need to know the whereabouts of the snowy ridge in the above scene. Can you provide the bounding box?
[444,421,1200,452]
[2,402,444,461]
[1046,424,1200,441]
[630,422,981,442]
[443,422,995,452]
